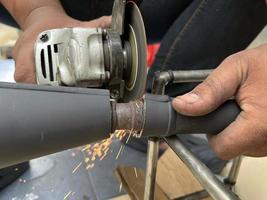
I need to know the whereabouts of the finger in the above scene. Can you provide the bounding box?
[12,34,24,59]
[208,112,266,160]
[172,54,248,116]
[80,16,112,28]
[14,42,36,83]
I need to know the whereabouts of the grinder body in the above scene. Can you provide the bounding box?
[34,0,148,103]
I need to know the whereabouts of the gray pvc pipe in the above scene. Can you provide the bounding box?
[0,83,111,168]
[0,83,240,168]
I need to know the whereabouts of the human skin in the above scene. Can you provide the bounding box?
[0,0,111,83]
[173,44,267,160]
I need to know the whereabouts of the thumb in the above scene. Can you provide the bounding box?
[80,16,112,29]
[172,54,248,116]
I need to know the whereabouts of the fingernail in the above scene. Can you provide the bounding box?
[175,93,200,104]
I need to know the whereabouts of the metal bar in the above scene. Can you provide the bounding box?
[225,157,243,186]
[172,69,212,83]
[144,138,160,200]
[165,136,240,200]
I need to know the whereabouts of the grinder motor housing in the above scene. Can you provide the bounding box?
[34,0,148,102]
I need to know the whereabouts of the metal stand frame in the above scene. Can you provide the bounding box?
[224,157,243,188]
[144,70,242,200]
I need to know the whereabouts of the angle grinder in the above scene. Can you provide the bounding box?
[34,0,147,102]
[0,0,241,180]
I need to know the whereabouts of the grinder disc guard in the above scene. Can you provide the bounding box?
[122,1,147,102]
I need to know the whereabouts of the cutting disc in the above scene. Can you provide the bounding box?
[122,1,147,102]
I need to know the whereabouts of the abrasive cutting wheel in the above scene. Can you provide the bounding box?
[122,1,147,102]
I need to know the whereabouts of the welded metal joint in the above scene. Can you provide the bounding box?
[152,71,174,94]
[152,69,213,94]
[113,100,144,133]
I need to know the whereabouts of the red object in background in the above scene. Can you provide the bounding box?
[147,43,160,68]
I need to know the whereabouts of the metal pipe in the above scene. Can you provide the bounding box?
[113,100,144,132]
[151,71,173,95]
[144,138,159,200]
[224,157,243,186]
[165,136,240,200]
[172,69,212,83]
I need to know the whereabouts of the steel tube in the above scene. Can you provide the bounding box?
[165,136,240,200]
[172,69,212,83]
[225,157,243,186]
[144,138,160,200]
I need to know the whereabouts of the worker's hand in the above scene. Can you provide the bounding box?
[172,44,267,160]
[13,7,111,83]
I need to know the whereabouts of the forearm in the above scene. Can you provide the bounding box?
[0,0,66,30]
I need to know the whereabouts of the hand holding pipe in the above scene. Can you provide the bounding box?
[0,83,240,168]
[115,94,241,137]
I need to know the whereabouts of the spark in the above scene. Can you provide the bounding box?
[86,163,95,170]
[82,130,128,169]
[71,152,76,157]
[139,129,144,137]
[72,162,82,174]
[134,128,144,138]
[116,145,125,160]
[81,145,91,152]
[119,183,123,192]
[63,191,72,200]
[135,101,140,108]
[134,167,138,178]
[126,131,133,144]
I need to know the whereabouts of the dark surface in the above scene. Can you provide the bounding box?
[0,140,147,200]
[0,137,226,199]
[0,162,29,190]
